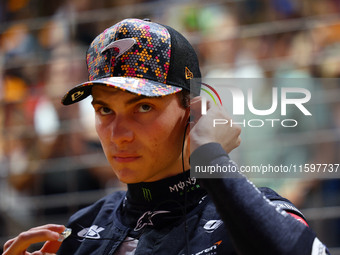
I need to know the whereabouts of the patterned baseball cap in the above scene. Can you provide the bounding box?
[61,18,201,105]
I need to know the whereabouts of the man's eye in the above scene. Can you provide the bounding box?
[138,104,152,113]
[99,107,113,115]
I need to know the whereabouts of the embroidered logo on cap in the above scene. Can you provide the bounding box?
[71,91,85,101]
[185,67,193,80]
[101,38,136,58]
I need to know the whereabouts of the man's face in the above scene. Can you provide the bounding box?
[91,85,189,183]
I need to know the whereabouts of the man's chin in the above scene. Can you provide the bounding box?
[115,168,143,184]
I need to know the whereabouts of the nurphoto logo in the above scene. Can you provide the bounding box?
[198,78,312,128]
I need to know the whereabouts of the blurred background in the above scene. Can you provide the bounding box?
[0,0,339,253]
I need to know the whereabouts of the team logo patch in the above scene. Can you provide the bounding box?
[311,238,328,255]
[142,187,152,202]
[169,177,199,194]
[189,240,222,255]
[203,220,223,233]
[134,210,170,231]
[101,38,136,58]
[77,225,105,239]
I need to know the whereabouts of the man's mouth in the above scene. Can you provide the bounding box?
[113,154,141,163]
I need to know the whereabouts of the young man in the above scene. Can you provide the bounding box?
[3,18,329,255]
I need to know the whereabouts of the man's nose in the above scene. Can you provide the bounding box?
[110,116,134,144]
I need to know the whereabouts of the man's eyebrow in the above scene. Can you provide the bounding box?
[91,95,156,106]
[126,95,150,105]
[91,99,108,106]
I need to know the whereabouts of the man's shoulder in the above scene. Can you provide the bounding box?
[258,186,295,205]
[68,190,126,223]
[258,187,284,200]
[258,187,306,220]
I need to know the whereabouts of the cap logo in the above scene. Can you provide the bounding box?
[185,67,193,80]
[71,90,84,101]
[101,38,136,58]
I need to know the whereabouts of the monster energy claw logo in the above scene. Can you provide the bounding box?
[142,188,152,202]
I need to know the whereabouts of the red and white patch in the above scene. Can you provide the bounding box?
[287,212,309,227]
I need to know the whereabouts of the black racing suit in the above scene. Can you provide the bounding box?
[58,143,329,255]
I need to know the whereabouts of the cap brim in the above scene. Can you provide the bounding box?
[61,77,183,105]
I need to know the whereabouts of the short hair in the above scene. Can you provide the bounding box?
[177,90,191,109]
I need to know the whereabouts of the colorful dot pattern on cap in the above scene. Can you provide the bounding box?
[86,19,171,87]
